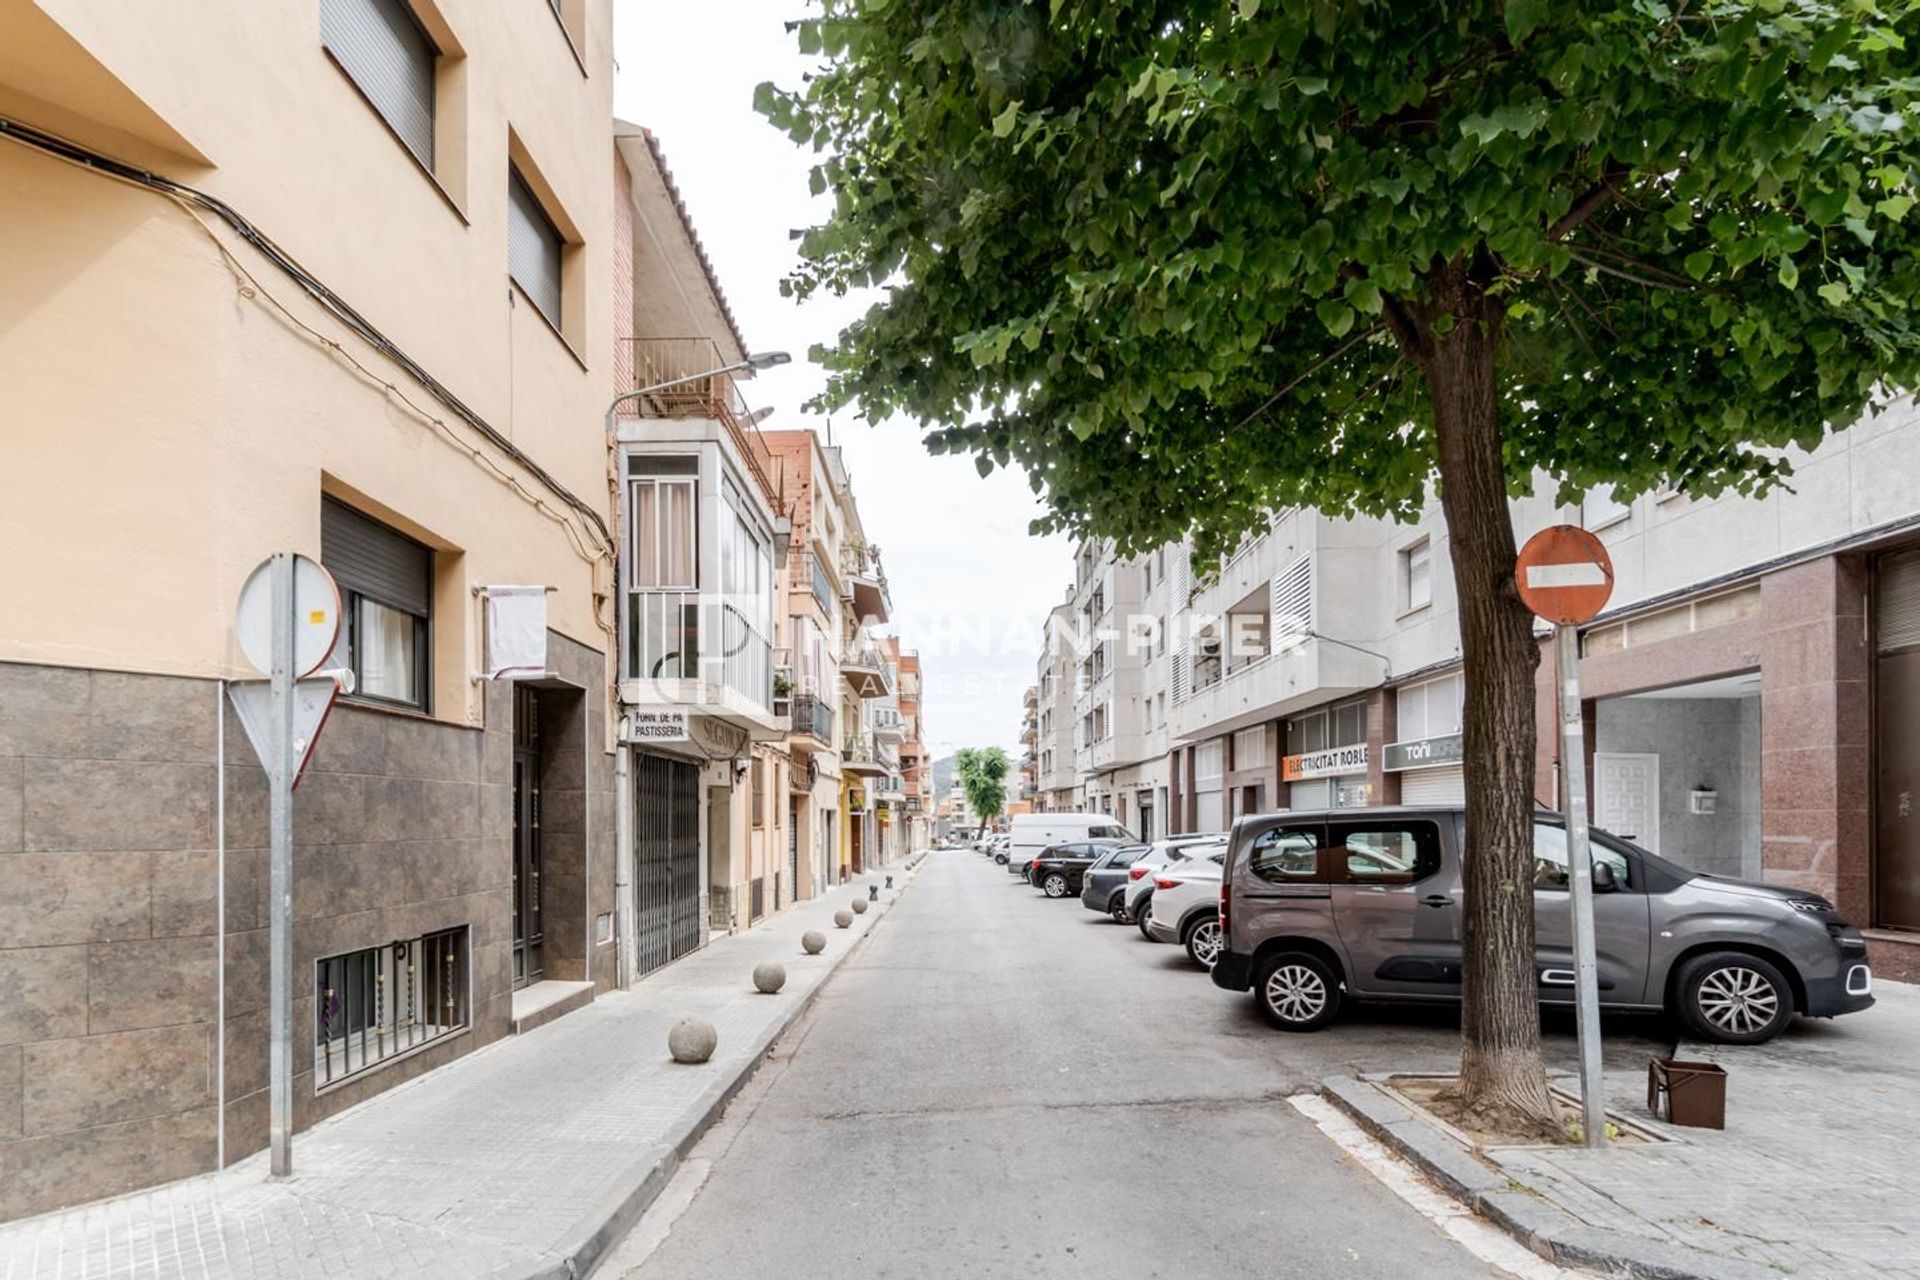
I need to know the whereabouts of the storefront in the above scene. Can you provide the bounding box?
[1387,673,1466,806]
[1282,698,1371,808]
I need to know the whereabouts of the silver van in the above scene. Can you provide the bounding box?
[1210,806,1874,1044]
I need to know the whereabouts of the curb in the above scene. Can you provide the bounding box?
[1318,1076,1777,1280]
[508,864,924,1280]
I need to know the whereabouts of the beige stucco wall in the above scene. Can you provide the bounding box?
[0,0,616,726]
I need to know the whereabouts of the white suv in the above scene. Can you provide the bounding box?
[1143,848,1229,968]
[1122,836,1225,934]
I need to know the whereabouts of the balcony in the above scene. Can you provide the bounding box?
[789,693,834,752]
[626,337,782,509]
[622,592,782,739]
[842,731,890,777]
[1169,636,1379,744]
[841,645,893,699]
[872,708,906,744]
[840,544,891,623]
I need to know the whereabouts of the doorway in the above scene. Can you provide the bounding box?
[1875,547,1920,927]
[634,751,702,976]
[511,684,544,990]
[1595,752,1661,854]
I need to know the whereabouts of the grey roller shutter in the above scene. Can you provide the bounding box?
[508,171,563,325]
[322,499,432,615]
[1879,548,1920,654]
[1399,765,1466,807]
[322,0,436,169]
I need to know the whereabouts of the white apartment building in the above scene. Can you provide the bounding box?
[1036,598,1081,811]
[1068,539,1171,838]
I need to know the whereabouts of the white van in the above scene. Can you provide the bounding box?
[1007,812,1137,872]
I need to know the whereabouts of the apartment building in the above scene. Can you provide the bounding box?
[872,637,909,864]
[1036,599,1081,811]
[0,0,615,1219]
[898,651,930,851]
[1069,540,1172,839]
[611,124,792,959]
[762,431,894,886]
[1018,685,1040,806]
[1146,404,1920,980]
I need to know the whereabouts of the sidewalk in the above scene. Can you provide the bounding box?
[1326,979,1920,1280]
[1489,979,1920,1279]
[0,858,925,1280]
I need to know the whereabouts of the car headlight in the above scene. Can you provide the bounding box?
[1788,897,1835,916]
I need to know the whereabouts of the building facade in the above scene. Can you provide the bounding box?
[1036,406,1920,980]
[0,0,618,1219]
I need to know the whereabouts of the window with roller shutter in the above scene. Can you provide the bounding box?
[508,168,564,327]
[322,0,438,170]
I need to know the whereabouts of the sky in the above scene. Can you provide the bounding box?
[613,2,1072,763]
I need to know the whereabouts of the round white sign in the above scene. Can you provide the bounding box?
[235,554,342,679]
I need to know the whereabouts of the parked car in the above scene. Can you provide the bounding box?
[1123,836,1227,933]
[1144,849,1229,967]
[1026,839,1137,897]
[1211,806,1875,1043]
[1083,835,1217,923]
[1007,812,1136,872]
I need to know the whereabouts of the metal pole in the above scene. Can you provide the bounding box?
[268,553,296,1176]
[610,426,634,992]
[215,680,226,1172]
[1556,624,1607,1149]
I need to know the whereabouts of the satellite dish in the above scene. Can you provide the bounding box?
[235,554,341,678]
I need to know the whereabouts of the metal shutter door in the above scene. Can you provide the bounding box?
[1879,548,1920,654]
[1400,766,1467,806]
[321,499,432,614]
[321,0,436,168]
[508,172,563,324]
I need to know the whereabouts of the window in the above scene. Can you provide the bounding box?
[1250,827,1321,881]
[316,925,468,1088]
[322,0,438,168]
[1531,823,1631,890]
[752,758,766,826]
[1330,822,1441,883]
[322,498,432,711]
[1233,727,1268,771]
[1402,539,1432,613]
[628,458,698,588]
[1396,674,1463,741]
[509,167,564,327]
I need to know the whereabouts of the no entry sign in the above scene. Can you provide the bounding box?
[1515,525,1615,625]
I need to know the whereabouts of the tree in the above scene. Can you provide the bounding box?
[767,2,1920,1130]
[956,747,1010,834]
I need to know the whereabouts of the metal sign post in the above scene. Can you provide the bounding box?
[1516,525,1617,1151]
[267,553,295,1177]
[230,552,342,1181]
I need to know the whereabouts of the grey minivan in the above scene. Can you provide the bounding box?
[1210,806,1874,1044]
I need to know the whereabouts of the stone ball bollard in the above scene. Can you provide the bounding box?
[851,896,870,915]
[668,1017,716,1065]
[801,930,826,955]
[834,909,854,929]
[753,962,787,994]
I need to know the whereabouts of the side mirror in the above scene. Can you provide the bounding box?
[1592,861,1619,893]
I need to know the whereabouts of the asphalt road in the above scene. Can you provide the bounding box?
[604,849,1666,1279]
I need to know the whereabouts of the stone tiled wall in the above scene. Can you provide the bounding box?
[0,630,614,1222]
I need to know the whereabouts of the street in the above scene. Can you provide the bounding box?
[602,849,1610,1279]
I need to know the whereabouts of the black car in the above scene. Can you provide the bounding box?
[1079,844,1153,921]
[1027,839,1135,898]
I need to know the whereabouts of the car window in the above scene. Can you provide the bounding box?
[1327,822,1441,884]
[1531,823,1631,890]
[1249,828,1321,882]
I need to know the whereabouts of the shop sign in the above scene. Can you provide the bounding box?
[629,709,690,742]
[1384,733,1464,772]
[1282,743,1368,782]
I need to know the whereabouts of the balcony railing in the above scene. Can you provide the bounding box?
[627,337,781,508]
[790,692,833,742]
[810,552,835,613]
[626,591,773,709]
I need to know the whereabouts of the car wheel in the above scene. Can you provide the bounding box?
[1042,872,1069,898]
[1184,915,1224,969]
[1136,898,1155,940]
[1109,893,1131,925]
[1254,952,1341,1032]
[1675,951,1794,1044]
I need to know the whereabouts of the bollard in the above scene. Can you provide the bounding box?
[885,875,894,889]
[753,962,787,994]
[801,930,826,955]
[868,884,880,901]
[834,909,853,929]
[668,1017,716,1064]
[851,896,869,915]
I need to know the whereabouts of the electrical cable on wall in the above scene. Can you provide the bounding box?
[0,114,617,635]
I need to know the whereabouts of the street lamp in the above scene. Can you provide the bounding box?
[605,350,789,991]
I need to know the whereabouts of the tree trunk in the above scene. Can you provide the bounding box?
[1416,268,1560,1136]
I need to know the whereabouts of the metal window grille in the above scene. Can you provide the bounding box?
[315,926,468,1088]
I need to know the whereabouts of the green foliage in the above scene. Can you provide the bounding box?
[955,746,1010,825]
[765,0,1920,563]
